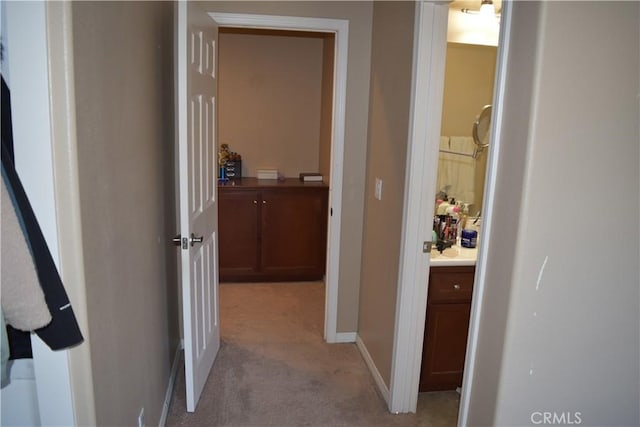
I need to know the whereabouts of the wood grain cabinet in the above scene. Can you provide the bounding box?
[419,266,475,392]
[218,178,329,282]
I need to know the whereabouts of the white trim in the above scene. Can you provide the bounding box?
[45,2,97,425]
[457,2,513,425]
[334,332,357,343]
[176,1,195,411]
[5,2,76,425]
[388,1,449,414]
[159,344,183,427]
[355,335,390,405]
[208,13,349,344]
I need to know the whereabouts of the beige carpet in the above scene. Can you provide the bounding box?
[166,281,459,426]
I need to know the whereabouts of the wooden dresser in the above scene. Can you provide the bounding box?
[419,265,475,391]
[218,178,329,282]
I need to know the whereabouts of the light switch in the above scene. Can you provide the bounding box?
[375,178,383,200]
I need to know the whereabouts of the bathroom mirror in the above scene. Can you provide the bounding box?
[436,42,497,215]
[471,104,492,159]
[473,104,492,148]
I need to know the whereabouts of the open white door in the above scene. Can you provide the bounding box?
[176,0,220,412]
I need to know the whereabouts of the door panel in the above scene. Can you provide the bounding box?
[419,302,471,391]
[260,189,328,278]
[177,0,219,412]
[218,190,259,278]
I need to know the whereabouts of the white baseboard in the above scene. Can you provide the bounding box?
[334,332,357,343]
[159,343,183,427]
[355,334,390,404]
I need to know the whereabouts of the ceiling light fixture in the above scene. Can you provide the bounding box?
[462,0,500,19]
[479,0,495,17]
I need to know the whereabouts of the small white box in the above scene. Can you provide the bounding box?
[256,169,278,180]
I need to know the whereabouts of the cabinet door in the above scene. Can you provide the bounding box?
[419,302,472,391]
[218,190,259,281]
[260,188,328,280]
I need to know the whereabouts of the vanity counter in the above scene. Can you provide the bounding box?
[430,244,478,266]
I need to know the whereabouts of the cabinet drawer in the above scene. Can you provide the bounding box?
[428,267,474,303]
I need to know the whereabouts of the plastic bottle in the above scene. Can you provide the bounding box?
[460,203,469,230]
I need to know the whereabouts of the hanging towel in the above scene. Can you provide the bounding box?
[1,169,52,331]
[436,136,476,205]
[436,137,453,196]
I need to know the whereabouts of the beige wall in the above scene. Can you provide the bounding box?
[464,3,541,424]
[441,43,496,137]
[318,35,335,180]
[218,31,324,178]
[440,43,496,214]
[207,1,374,332]
[72,2,178,425]
[467,2,640,425]
[358,1,416,387]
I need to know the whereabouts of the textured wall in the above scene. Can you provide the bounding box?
[467,2,640,425]
[72,2,177,425]
[357,1,416,387]
[318,35,335,181]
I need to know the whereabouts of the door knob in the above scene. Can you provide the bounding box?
[172,235,182,246]
[190,233,204,246]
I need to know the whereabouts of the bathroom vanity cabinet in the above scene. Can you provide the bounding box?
[218,178,328,282]
[419,265,475,391]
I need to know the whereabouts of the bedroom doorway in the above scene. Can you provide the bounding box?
[209,13,349,343]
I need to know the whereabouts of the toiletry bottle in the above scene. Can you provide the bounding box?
[450,217,458,242]
[460,203,469,230]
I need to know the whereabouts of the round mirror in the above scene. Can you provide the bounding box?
[472,104,492,149]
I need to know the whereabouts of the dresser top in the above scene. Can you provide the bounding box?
[218,177,328,190]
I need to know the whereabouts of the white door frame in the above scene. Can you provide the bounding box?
[457,2,512,423]
[3,1,77,424]
[207,12,349,343]
[387,1,449,413]
[388,0,513,415]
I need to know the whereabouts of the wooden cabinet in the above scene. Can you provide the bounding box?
[217,190,260,277]
[218,178,329,282]
[419,266,475,392]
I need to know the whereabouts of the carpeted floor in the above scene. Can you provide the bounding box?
[166,281,459,426]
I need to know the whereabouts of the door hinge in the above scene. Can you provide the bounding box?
[330,207,333,216]
[423,241,432,253]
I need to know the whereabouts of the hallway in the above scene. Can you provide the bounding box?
[166,282,459,426]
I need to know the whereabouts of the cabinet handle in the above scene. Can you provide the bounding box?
[453,284,461,291]
[253,200,257,204]
[262,200,267,204]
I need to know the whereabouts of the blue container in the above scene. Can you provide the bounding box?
[461,229,477,248]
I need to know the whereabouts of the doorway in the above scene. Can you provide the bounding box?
[216,26,334,287]
[388,0,509,416]
[208,13,349,343]
[416,3,500,419]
